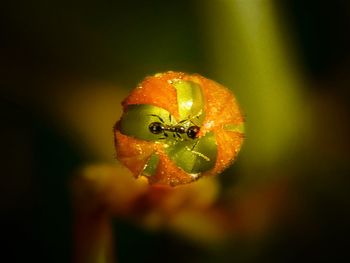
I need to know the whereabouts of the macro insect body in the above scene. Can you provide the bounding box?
[148,114,200,140]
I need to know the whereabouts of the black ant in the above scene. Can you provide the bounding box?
[148,114,200,140]
[148,113,212,162]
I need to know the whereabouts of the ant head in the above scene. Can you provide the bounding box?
[187,125,200,139]
[149,122,164,134]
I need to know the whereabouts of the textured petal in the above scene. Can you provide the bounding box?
[165,132,217,174]
[149,150,194,186]
[114,130,156,177]
[114,71,245,186]
[186,74,244,135]
[172,80,205,125]
[207,129,244,176]
[118,104,176,141]
[122,72,184,119]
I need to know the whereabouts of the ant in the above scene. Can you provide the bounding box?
[148,114,200,141]
[148,113,211,162]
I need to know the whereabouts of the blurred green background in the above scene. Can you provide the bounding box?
[1,0,350,262]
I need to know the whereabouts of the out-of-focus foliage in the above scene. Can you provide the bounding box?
[1,0,350,262]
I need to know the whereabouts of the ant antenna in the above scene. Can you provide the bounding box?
[178,110,203,126]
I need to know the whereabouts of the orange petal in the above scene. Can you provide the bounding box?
[122,71,185,119]
[186,74,244,135]
[114,130,155,177]
[206,129,244,177]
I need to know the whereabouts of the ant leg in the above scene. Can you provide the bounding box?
[169,113,172,123]
[158,132,168,140]
[190,139,199,151]
[148,114,164,123]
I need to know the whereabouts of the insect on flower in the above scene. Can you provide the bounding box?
[114,71,245,187]
[148,113,200,141]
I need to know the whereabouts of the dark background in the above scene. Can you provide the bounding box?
[1,0,350,262]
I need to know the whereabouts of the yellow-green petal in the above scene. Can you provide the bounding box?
[165,132,217,174]
[142,153,159,177]
[173,80,205,125]
[119,104,175,141]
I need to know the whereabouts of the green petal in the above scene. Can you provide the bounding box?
[142,153,159,177]
[165,132,217,174]
[173,80,205,125]
[119,104,175,141]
